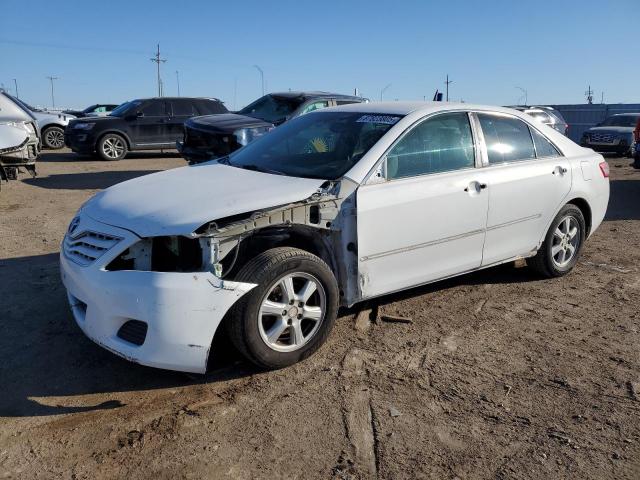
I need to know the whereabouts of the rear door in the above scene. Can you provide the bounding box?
[476,112,572,265]
[167,99,199,142]
[129,100,170,147]
[356,111,490,298]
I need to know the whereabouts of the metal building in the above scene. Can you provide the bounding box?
[551,103,640,143]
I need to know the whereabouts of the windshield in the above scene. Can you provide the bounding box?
[227,111,402,180]
[238,95,304,124]
[82,104,99,113]
[110,100,142,117]
[601,115,640,127]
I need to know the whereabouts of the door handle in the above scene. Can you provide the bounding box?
[464,181,487,193]
[552,166,568,175]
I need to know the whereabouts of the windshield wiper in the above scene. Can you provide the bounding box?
[240,164,286,176]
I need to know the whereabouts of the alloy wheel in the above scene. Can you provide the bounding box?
[102,137,125,159]
[551,215,581,268]
[257,272,326,352]
[45,128,64,148]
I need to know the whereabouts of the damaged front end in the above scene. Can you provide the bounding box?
[0,121,39,187]
[106,179,361,306]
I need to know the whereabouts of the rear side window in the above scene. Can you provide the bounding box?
[300,100,329,115]
[478,114,535,164]
[387,112,475,179]
[140,101,167,116]
[171,99,198,116]
[530,128,560,158]
[196,99,227,115]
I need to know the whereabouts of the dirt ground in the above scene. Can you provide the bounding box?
[1,149,639,479]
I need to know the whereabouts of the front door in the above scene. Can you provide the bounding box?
[356,112,490,299]
[475,113,572,265]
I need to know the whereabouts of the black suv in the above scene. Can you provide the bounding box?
[177,91,365,164]
[65,97,227,160]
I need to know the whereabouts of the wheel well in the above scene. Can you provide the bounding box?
[41,124,63,132]
[567,198,592,236]
[224,226,336,280]
[96,131,131,150]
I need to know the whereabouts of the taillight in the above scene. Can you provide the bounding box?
[599,161,610,178]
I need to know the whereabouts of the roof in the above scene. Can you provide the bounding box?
[133,97,224,102]
[269,91,363,101]
[328,101,526,116]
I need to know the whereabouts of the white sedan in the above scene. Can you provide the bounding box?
[60,102,610,373]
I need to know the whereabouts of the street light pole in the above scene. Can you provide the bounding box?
[253,65,264,96]
[380,83,391,101]
[176,70,181,97]
[46,76,59,109]
[13,78,19,99]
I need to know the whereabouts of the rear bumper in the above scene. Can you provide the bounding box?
[60,214,256,373]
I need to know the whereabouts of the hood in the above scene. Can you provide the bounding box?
[0,122,29,150]
[82,162,326,237]
[33,111,75,124]
[186,113,273,134]
[587,126,635,134]
[69,115,119,126]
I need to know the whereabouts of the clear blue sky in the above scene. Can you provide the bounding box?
[1,0,637,110]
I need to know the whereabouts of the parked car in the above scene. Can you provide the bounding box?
[178,91,365,164]
[64,104,119,118]
[509,105,569,136]
[65,97,227,160]
[8,95,74,149]
[580,113,640,157]
[0,91,40,188]
[60,102,610,373]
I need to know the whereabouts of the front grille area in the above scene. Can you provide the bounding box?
[64,231,122,266]
[117,320,148,346]
[590,133,615,143]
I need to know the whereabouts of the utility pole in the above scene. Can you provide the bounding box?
[380,83,391,101]
[13,78,19,99]
[175,70,181,96]
[46,76,59,108]
[253,65,265,96]
[585,85,594,104]
[445,74,453,102]
[150,44,166,97]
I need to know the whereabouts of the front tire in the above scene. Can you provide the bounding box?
[529,204,585,278]
[226,247,339,369]
[97,133,127,161]
[42,126,65,149]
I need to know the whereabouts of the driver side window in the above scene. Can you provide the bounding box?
[386,112,475,180]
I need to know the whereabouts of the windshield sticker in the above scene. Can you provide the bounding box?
[356,115,401,125]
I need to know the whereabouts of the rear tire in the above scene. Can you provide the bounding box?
[97,133,127,161]
[529,204,585,278]
[42,126,65,149]
[226,247,339,369]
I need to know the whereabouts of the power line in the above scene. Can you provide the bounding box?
[150,44,166,97]
[46,76,59,108]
